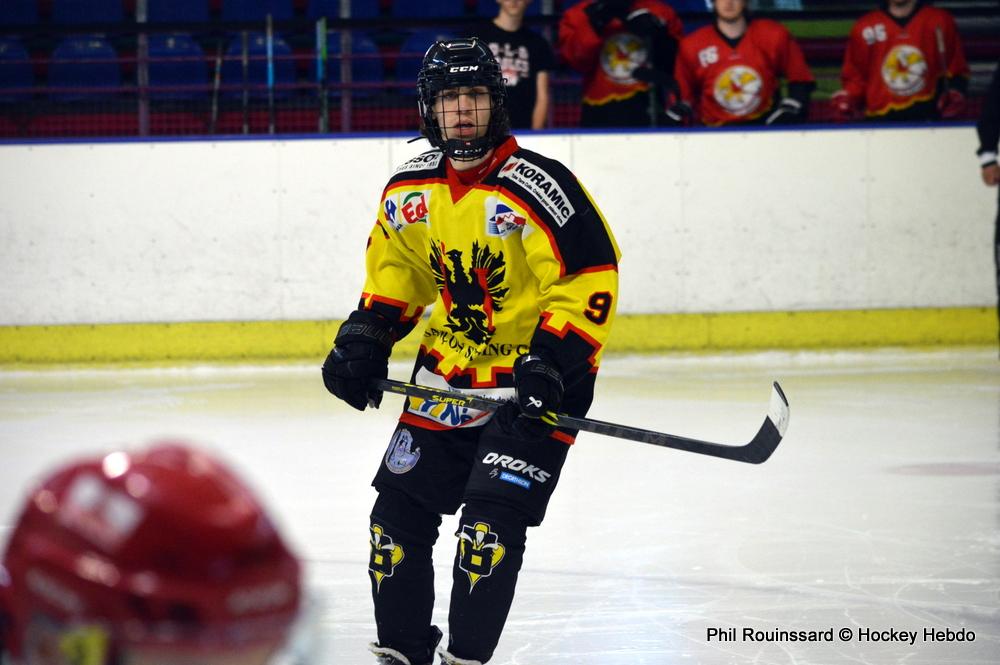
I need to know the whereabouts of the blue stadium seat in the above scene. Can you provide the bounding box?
[48,36,121,102]
[51,0,124,25]
[391,0,462,19]
[669,0,711,9]
[221,32,295,99]
[0,37,34,103]
[326,32,383,96]
[221,0,294,22]
[475,0,541,16]
[0,0,39,25]
[308,0,380,19]
[148,33,208,100]
[148,0,210,24]
[395,30,456,83]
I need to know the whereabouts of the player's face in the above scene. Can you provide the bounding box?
[714,0,746,22]
[434,86,492,141]
[498,0,529,19]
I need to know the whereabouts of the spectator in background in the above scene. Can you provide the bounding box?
[669,0,814,126]
[833,0,969,122]
[0,441,312,665]
[976,59,1000,352]
[558,0,683,127]
[477,0,555,129]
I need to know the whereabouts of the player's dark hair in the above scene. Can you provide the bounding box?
[417,38,510,161]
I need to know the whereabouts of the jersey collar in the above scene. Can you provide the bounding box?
[445,136,519,203]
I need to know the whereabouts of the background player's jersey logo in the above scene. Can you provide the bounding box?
[384,428,420,474]
[599,33,647,84]
[713,65,763,116]
[485,197,526,237]
[429,241,509,345]
[457,521,506,591]
[369,524,405,592]
[881,45,928,96]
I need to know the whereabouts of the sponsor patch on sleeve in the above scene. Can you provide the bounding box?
[384,190,431,231]
[498,156,576,227]
[393,151,444,174]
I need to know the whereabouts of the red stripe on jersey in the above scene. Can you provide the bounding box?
[382,177,449,199]
[361,292,424,323]
[495,186,568,279]
[419,346,516,388]
[574,263,618,275]
[551,430,576,446]
[538,311,603,367]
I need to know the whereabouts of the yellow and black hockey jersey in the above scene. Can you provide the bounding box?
[358,137,620,438]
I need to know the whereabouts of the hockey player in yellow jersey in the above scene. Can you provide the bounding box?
[322,37,620,665]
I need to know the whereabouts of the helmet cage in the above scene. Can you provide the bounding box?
[417,38,510,161]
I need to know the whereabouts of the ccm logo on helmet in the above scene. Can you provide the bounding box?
[481,452,551,483]
[449,65,480,73]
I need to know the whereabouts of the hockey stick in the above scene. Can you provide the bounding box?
[265,13,276,135]
[935,26,949,93]
[209,38,223,134]
[316,17,329,133]
[374,378,790,464]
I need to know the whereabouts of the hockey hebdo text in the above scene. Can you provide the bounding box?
[704,626,975,646]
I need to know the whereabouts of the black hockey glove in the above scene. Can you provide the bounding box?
[665,100,693,126]
[494,354,565,440]
[322,309,394,411]
[765,98,804,125]
[585,0,631,34]
[624,8,664,39]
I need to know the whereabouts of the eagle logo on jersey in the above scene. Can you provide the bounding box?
[369,524,405,592]
[456,521,506,591]
[599,32,647,85]
[429,241,509,346]
[713,65,764,116]
[881,45,928,96]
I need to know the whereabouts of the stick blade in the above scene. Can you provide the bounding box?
[739,381,790,465]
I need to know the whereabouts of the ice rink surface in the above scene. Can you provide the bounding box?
[1,348,998,665]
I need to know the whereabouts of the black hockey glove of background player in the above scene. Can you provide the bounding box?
[585,0,631,34]
[765,82,814,125]
[322,309,393,411]
[496,354,565,441]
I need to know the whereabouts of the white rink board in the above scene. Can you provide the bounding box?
[0,127,994,326]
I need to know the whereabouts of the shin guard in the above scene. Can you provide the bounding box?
[446,501,528,663]
[369,489,442,664]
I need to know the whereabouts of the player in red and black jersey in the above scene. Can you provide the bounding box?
[833,0,969,122]
[559,0,683,127]
[669,0,814,127]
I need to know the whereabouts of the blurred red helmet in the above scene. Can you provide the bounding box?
[0,442,302,665]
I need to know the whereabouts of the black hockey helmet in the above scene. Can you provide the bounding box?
[417,37,509,161]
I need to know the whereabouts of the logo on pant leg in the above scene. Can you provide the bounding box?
[456,522,505,591]
[369,524,405,592]
[384,428,421,474]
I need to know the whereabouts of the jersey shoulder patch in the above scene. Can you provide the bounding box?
[496,149,578,228]
[392,150,444,177]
